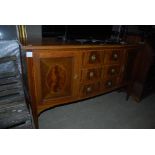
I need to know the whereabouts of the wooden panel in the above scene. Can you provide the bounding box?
[81,68,102,82]
[104,49,123,65]
[40,57,73,100]
[32,50,80,106]
[26,56,39,128]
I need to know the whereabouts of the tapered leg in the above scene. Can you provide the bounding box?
[126,94,130,100]
[33,115,39,129]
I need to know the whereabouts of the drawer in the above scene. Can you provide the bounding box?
[104,49,123,64]
[103,65,120,78]
[102,77,118,90]
[80,82,101,98]
[82,51,102,67]
[81,68,102,82]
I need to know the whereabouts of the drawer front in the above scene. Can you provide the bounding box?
[102,77,118,90]
[82,51,102,67]
[80,82,101,98]
[81,68,102,82]
[104,50,123,65]
[103,65,121,78]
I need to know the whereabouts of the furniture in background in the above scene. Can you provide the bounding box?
[23,44,142,128]
[127,39,155,101]
[125,35,142,44]
[0,41,33,129]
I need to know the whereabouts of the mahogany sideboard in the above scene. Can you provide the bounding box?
[23,44,142,128]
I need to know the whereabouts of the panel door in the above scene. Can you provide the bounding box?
[32,50,80,105]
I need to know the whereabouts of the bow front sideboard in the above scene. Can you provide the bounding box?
[23,44,142,128]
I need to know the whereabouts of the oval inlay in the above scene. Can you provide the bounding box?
[46,65,66,93]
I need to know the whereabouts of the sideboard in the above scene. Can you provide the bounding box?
[23,44,142,128]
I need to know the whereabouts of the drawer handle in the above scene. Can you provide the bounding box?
[111,68,116,74]
[74,74,78,79]
[86,86,92,92]
[89,71,94,77]
[107,81,112,87]
[91,54,96,61]
[113,53,118,60]
[121,65,125,72]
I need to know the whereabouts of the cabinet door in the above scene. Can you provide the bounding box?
[32,50,80,105]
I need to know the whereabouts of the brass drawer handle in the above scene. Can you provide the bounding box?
[89,71,94,77]
[91,54,96,61]
[86,86,92,92]
[74,74,78,79]
[121,65,125,72]
[113,53,118,60]
[111,68,116,74]
[107,81,112,87]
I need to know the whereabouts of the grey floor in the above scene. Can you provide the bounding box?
[39,92,155,129]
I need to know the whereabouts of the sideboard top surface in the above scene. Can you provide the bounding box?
[23,43,143,50]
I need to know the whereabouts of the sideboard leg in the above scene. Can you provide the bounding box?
[126,94,130,100]
[33,115,39,129]
[30,106,39,129]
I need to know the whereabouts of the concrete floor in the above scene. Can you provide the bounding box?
[39,92,155,129]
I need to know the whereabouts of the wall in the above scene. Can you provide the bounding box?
[26,25,42,44]
[0,25,17,40]
[127,25,139,34]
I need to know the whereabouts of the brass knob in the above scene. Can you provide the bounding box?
[89,71,94,77]
[107,81,112,86]
[74,74,78,79]
[91,54,96,61]
[86,86,92,92]
[113,53,118,59]
[111,68,116,74]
